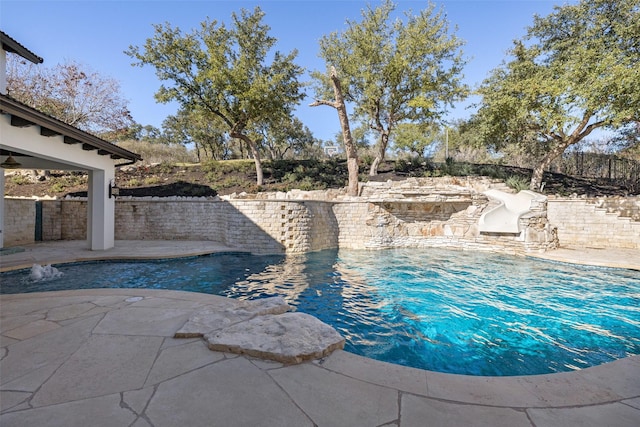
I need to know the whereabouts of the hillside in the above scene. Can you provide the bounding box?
[3,159,636,199]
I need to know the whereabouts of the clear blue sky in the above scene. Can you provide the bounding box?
[1,0,569,142]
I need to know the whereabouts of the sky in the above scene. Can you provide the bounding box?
[1,0,571,142]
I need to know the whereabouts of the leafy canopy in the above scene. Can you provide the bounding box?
[474,0,640,151]
[126,7,304,134]
[471,0,639,189]
[313,0,467,173]
[125,7,306,185]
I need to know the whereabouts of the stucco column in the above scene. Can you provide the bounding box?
[87,168,115,250]
[0,170,5,248]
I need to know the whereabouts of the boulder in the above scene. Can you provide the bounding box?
[174,296,291,338]
[205,312,345,364]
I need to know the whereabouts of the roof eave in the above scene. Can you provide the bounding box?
[0,32,44,64]
[0,94,141,162]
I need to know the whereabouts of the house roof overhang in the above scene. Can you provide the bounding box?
[0,31,43,64]
[0,94,141,164]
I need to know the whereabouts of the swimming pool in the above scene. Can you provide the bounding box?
[2,248,638,376]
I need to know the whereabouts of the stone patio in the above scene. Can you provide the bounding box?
[1,241,639,426]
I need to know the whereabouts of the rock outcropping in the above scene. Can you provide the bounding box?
[175,296,345,364]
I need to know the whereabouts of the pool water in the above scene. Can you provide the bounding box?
[2,248,638,376]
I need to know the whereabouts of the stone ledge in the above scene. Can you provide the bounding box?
[175,296,345,364]
[174,296,292,338]
[206,312,345,364]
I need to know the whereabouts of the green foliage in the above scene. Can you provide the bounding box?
[440,158,474,176]
[265,159,347,187]
[394,156,429,174]
[506,176,531,192]
[117,140,195,164]
[478,165,507,180]
[126,6,306,185]
[9,175,30,185]
[253,117,321,160]
[203,160,254,183]
[473,0,640,188]
[210,176,251,191]
[314,0,468,172]
[143,176,163,186]
[393,123,440,157]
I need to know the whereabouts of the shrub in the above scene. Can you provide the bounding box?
[143,176,162,186]
[506,176,531,192]
[49,182,66,193]
[10,175,31,185]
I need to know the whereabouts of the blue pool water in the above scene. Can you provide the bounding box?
[2,248,638,376]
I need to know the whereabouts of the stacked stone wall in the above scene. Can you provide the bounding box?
[5,190,636,253]
[332,197,556,254]
[547,197,640,249]
[41,200,61,241]
[109,199,339,254]
[60,200,87,240]
[4,198,35,245]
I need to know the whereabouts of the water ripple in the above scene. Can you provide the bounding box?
[1,248,638,376]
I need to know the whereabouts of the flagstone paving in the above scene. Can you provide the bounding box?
[1,289,638,427]
[1,241,639,426]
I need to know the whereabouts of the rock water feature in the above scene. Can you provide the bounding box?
[29,263,63,281]
[175,296,345,364]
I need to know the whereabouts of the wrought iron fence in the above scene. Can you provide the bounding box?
[549,152,640,186]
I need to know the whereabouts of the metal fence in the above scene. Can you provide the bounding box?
[549,152,640,185]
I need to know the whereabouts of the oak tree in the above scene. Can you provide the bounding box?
[310,67,360,196]
[126,7,305,185]
[315,0,467,176]
[473,0,640,190]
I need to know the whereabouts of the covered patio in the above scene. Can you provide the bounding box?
[0,31,141,250]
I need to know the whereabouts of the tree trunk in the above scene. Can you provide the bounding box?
[530,140,571,191]
[309,67,359,196]
[369,131,389,176]
[233,132,264,186]
[335,94,359,196]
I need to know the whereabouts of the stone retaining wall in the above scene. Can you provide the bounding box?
[6,191,637,253]
[4,198,35,245]
[546,197,640,249]
[3,195,556,254]
[332,196,556,254]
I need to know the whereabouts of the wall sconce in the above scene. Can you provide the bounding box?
[1,153,22,169]
[108,179,120,198]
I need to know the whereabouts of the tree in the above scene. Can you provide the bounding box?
[254,117,319,160]
[310,67,359,196]
[473,0,640,190]
[7,58,133,137]
[611,121,640,160]
[126,7,305,185]
[162,108,231,161]
[316,0,467,176]
[393,122,440,158]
